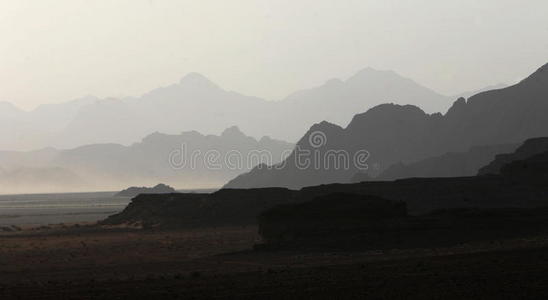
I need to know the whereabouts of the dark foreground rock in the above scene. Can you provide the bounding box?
[102,188,297,228]
[104,148,548,233]
[258,193,548,250]
[104,172,548,229]
[258,193,407,244]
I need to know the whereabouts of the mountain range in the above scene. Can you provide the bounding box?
[0,96,99,151]
[0,68,452,151]
[0,127,293,194]
[2,63,546,193]
[224,63,548,189]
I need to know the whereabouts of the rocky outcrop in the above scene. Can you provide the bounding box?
[115,184,176,197]
[258,202,548,250]
[258,193,406,244]
[499,151,548,186]
[102,188,298,228]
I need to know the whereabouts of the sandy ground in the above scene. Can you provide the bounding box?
[0,225,259,283]
[1,225,548,299]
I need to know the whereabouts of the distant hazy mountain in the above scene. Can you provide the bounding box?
[224,63,548,189]
[0,68,452,150]
[352,143,518,182]
[0,127,293,194]
[276,67,452,135]
[53,74,275,149]
[0,96,98,150]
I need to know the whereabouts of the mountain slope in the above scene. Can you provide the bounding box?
[224,104,444,190]
[225,63,548,189]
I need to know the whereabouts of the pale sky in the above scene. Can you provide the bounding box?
[0,0,547,110]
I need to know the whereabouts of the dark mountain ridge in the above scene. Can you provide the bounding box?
[225,63,548,189]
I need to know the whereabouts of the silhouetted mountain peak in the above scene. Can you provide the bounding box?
[179,72,219,89]
[374,103,424,113]
[310,120,343,132]
[345,104,431,138]
[294,121,344,149]
[445,97,467,117]
[140,131,171,144]
[350,103,427,124]
[324,78,343,87]
[221,126,246,138]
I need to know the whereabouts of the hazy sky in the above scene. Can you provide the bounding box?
[1,0,547,110]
